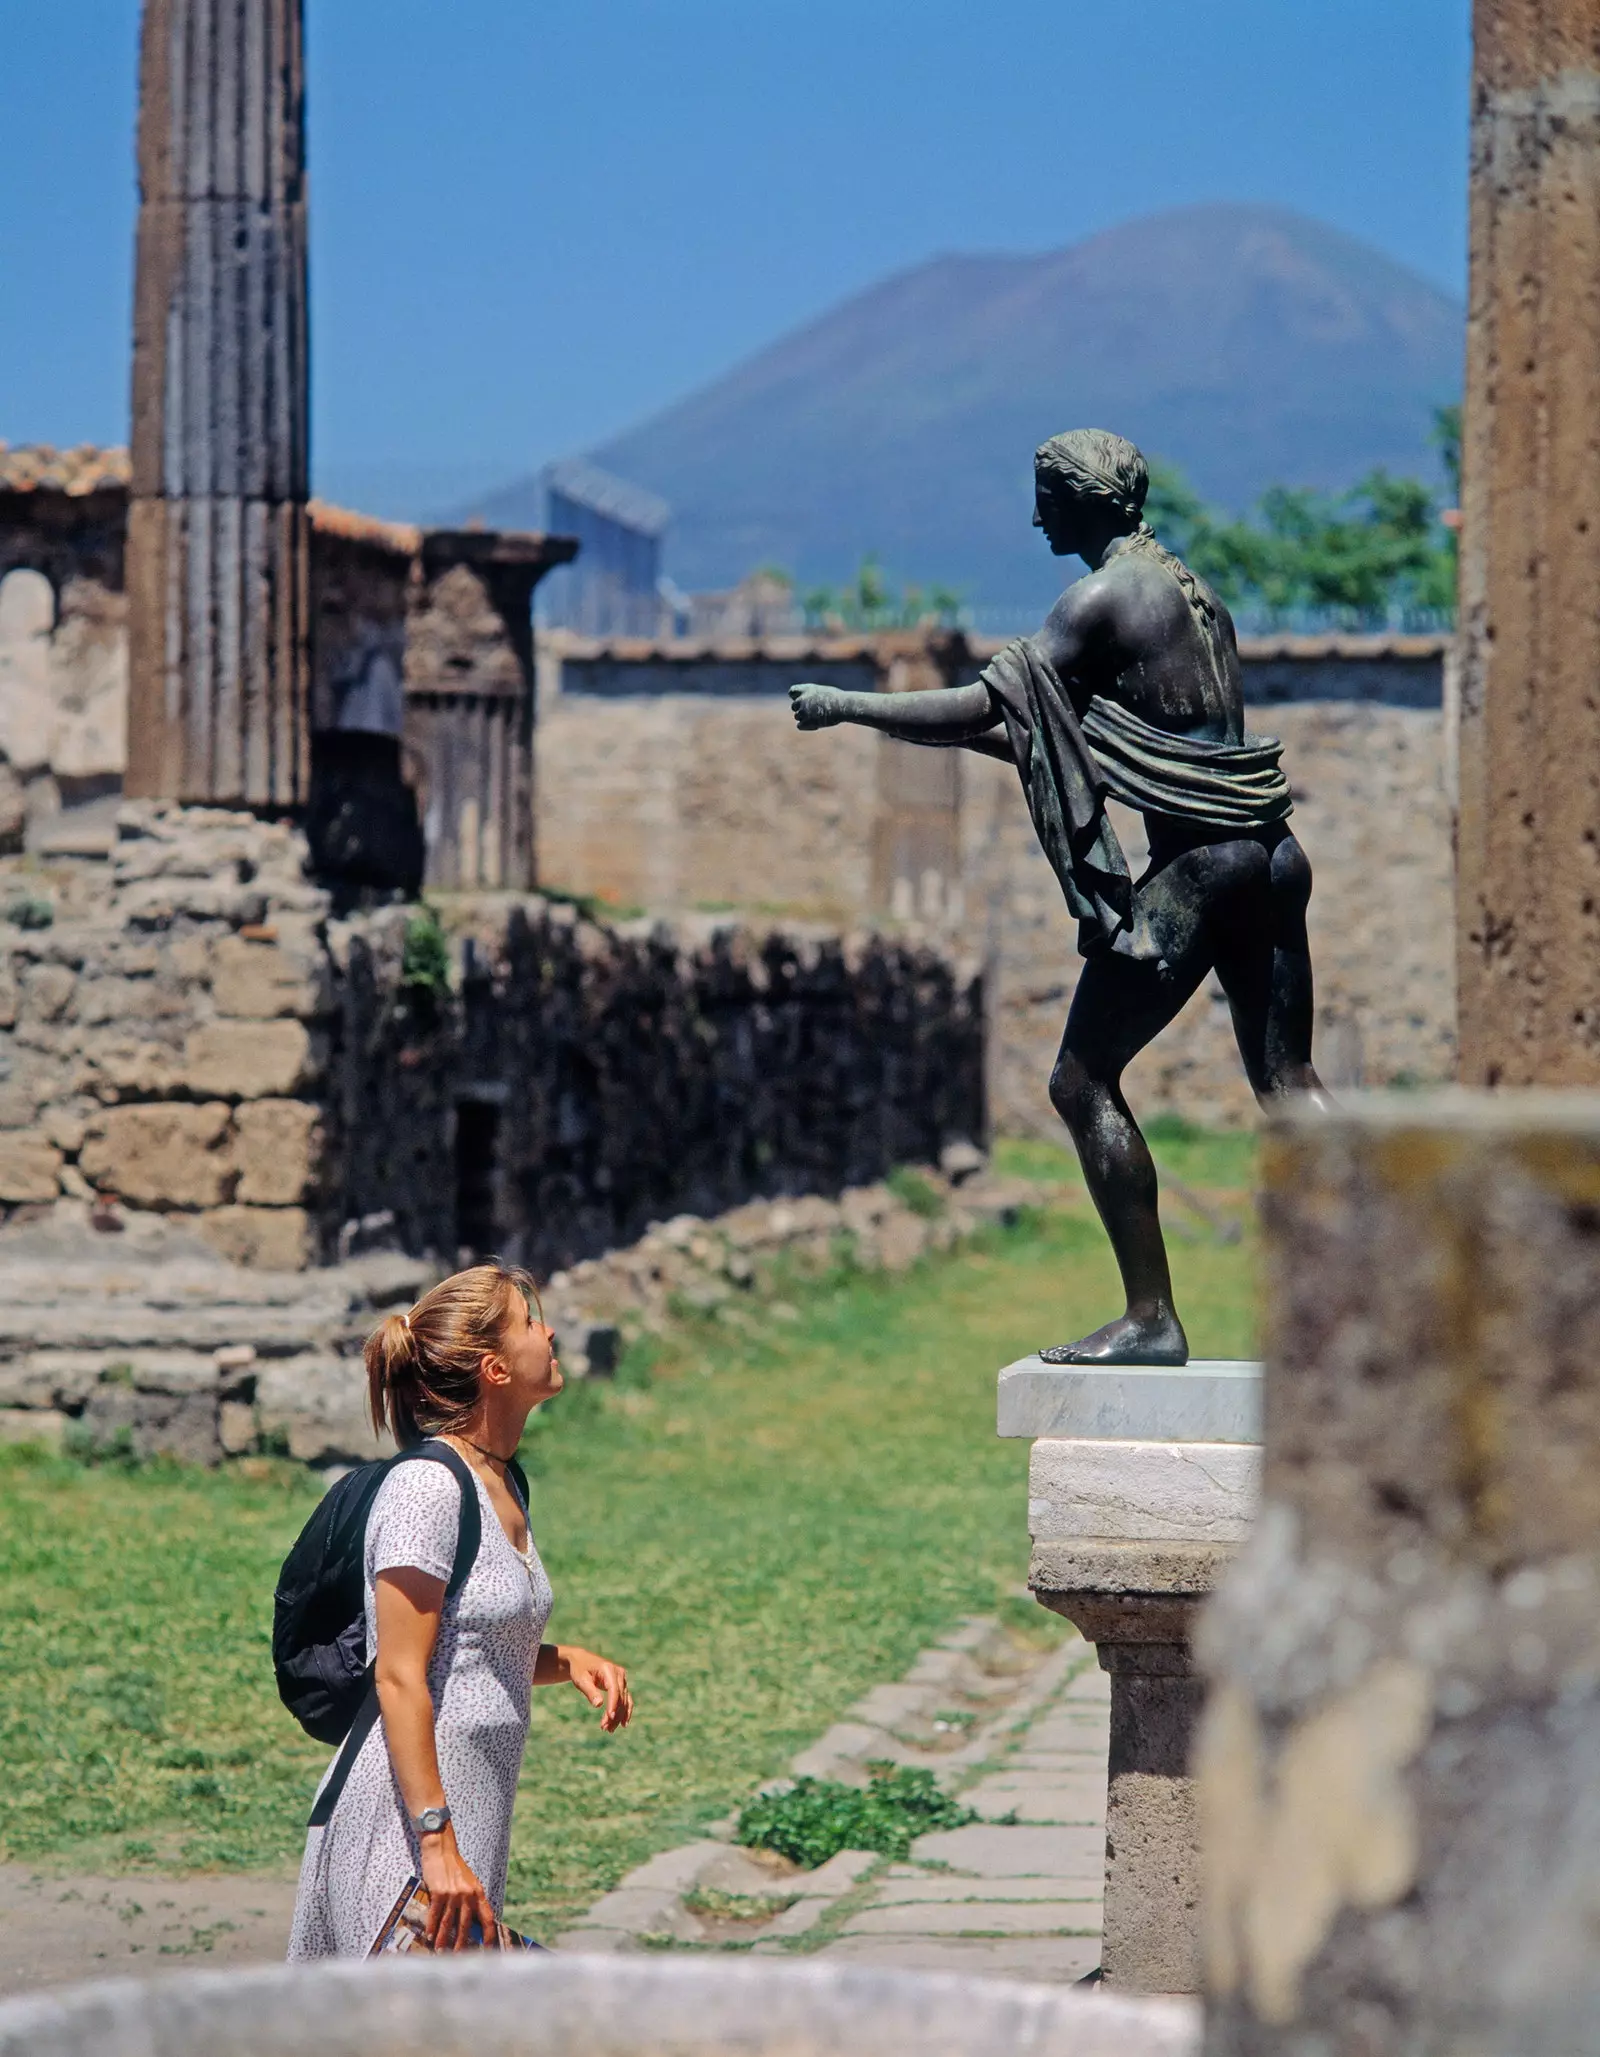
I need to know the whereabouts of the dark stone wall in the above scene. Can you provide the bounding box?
[327,902,985,1274]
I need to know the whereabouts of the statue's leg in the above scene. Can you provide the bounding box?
[1039,856,1223,1366]
[1211,828,1334,1111]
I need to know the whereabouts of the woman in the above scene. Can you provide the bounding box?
[288,1263,632,1957]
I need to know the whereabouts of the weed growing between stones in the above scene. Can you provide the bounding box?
[736,1766,973,1868]
[398,902,451,997]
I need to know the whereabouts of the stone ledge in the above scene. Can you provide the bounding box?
[997,1357,1261,1443]
[1029,1538,1237,1601]
[1028,1438,1260,1544]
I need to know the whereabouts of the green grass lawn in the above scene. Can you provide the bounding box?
[0,1151,1259,1940]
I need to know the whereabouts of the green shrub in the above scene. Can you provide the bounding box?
[5,893,54,931]
[736,1764,972,1868]
[886,1167,943,1220]
[400,904,452,995]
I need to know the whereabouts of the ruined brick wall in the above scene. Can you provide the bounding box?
[0,807,983,1269]
[327,901,984,1276]
[0,804,331,1265]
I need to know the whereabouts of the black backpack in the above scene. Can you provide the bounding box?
[272,1440,529,1825]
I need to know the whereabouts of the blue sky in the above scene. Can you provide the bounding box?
[2,2,1470,516]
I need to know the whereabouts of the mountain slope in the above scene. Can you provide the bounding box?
[481,204,1463,616]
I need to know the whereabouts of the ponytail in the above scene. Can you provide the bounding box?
[364,1262,540,1447]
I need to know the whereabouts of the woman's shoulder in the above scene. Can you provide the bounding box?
[367,1449,473,1574]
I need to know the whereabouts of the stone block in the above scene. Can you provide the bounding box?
[797,1848,880,1895]
[218,1399,258,1454]
[41,1104,89,1153]
[1028,1439,1261,1545]
[964,1774,1106,1825]
[234,1098,322,1204]
[209,934,322,1019]
[997,1358,1262,1442]
[869,1874,1101,1905]
[182,1019,314,1098]
[0,1406,67,1451]
[909,1822,1106,1877]
[0,1130,64,1202]
[79,1103,233,1207]
[256,1353,390,1465]
[196,1205,314,1271]
[21,963,75,1023]
[80,1384,220,1465]
[840,1899,1101,1937]
[1202,1092,1600,2050]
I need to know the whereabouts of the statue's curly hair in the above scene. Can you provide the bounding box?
[1034,429,1148,526]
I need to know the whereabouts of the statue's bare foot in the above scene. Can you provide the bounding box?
[1038,1312,1188,1366]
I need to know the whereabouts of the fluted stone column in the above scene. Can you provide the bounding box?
[1456,3,1600,1082]
[126,0,310,807]
[1200,1094,1600,2054]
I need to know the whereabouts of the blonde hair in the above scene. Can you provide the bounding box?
[365,1262,541,1449]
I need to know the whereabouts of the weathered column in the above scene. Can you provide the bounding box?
[1456,4,1600,1082]
[1200,1093,1600,2053]
[126,0,310,806]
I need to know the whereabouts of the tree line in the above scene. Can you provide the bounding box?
[776,405,1461,634]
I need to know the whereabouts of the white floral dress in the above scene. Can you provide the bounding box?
[287,1458,554,1958]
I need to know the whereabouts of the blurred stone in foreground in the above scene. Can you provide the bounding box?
[0,1956,1198,2057]
[1200,1092,1600,2054]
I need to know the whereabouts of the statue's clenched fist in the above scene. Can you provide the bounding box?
[789,683,849,730]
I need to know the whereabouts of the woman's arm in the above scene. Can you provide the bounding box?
[534,1641,633,1732]
[790,679,1000,742]
[373,1566,499,1950]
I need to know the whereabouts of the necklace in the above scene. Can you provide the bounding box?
[451,1433,515,1468]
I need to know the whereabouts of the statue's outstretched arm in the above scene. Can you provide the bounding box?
[789,678,998,741]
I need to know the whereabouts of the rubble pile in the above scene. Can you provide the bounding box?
[0,1151,1049,1469]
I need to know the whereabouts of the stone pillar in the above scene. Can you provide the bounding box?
[1456,3,1600,1083]
[126,0,310,807]
[1000,1355,1262,1994]
[1200,1094,1600,2052]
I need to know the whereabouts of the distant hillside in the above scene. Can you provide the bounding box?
[478,204,1462,619]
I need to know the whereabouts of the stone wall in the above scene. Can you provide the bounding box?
[0,452,573,896]
[0,804,984,1272]
[328,900,984,1277]
[539,632,1457,1129]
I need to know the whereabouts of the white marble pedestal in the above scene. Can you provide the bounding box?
[998,1358,1262,1996]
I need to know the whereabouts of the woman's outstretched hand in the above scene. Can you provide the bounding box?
[418,1822,498,1951]
[537,1643,633,1731]
[789,683,848,730]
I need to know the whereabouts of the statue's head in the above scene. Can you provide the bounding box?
[1033,430,1148,558]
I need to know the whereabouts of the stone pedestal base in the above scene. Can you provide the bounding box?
[1032,1542,1231,1995]
[1000,1356,1263,1998]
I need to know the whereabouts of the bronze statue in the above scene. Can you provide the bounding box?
[789,429,1330,1364]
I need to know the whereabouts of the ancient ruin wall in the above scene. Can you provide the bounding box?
[328,901,984,1276]
[0,806,983,1271]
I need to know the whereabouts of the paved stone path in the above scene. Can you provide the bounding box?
[555,1615,1110,1981]
[0,1616,1109,1994]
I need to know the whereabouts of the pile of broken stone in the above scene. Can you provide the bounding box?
[0,1150,1049,1469]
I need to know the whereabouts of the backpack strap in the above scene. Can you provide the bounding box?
[307,1441,483,1830]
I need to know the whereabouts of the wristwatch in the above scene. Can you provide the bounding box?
[411,1804,451,1837]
